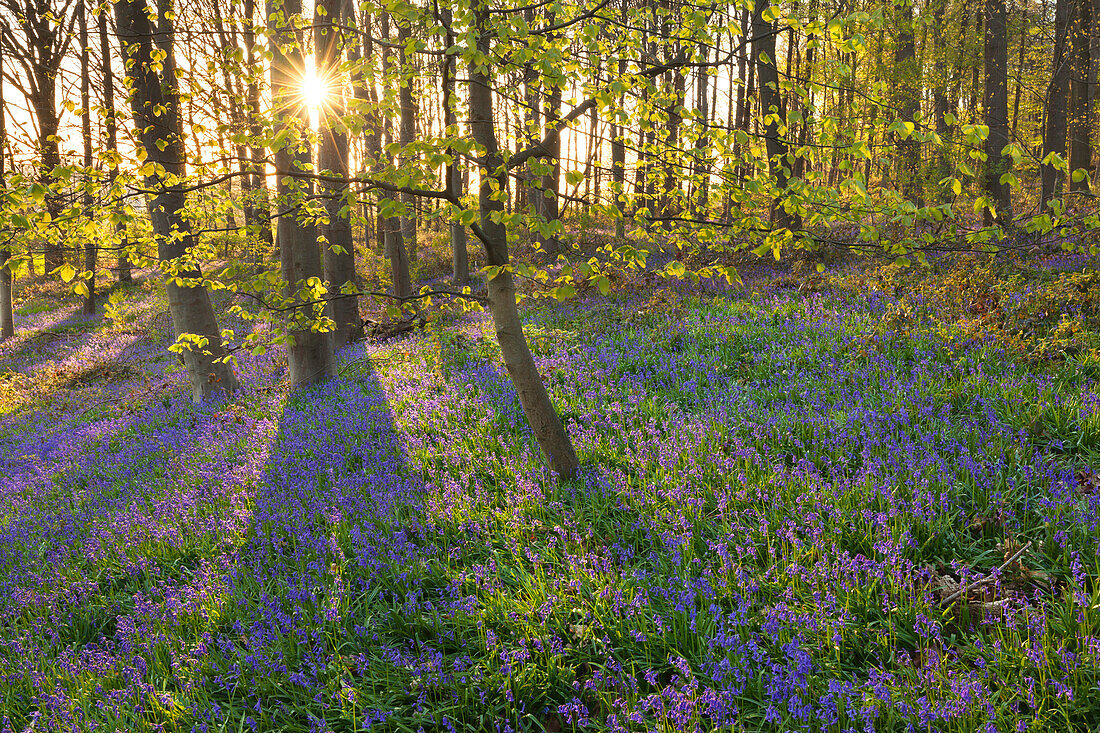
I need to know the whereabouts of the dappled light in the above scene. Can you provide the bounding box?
[2,0,1100,728]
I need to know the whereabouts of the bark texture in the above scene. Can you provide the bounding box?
[115,0,238,401]
[316,0,359,347]
[469,6,580,480]
[1042,0,1073,207]
[268,0,336,387]
[983,0,1013,224]
[751,0,802,230]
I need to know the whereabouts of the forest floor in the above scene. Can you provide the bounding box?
[1,249,1100,731]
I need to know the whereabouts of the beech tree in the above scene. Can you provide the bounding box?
[315,0,359,347]
[114,0,238,400]
[0,0,76,272]
[268,0,336,387]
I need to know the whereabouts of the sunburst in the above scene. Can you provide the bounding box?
[300,66,332,112]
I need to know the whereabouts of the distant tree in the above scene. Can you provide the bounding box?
[1042,0,1072,208]
[983,0,1012,225]
[0,37,12,341]
[97,1,129,284]
[752,0,801,231]
[78,0,94,315]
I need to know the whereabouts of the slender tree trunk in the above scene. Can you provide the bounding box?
[211,1,259,257]
[348,6,381,256]
[894,0,921,202]
[931,0,952,186]
[1042,0,1072,206]
[316,0,358,347]
[1010,6,1027,134]
[0,40,13,341]
[752,0,802,230]
[79,1,95,314]
[612,2,628,239]
[35,73,63,273]
[1070,0,1094,191]
[983,0,1013,224]
[115,0,238,400]
[661,64,686,221]
[539,20,563,257]
[469,6,580,480]
[397,19,418,266]
[243,0,274,256]
[380,12,411,298]
[692,49,711,216]
[99,7,129,283]
[440,6,468,284]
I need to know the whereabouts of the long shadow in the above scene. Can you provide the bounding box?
[197,341,443,731]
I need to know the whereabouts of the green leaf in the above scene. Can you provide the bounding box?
[553,284,576,301]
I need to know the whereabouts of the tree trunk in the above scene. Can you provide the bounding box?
[752,0,802,231]
[316,0,359,347]
[692,50,711,216]
[440,7,469,284]
[380,11,411,299]
[79,1,95,315]
[98,5,129,283]
[661,64,686,221]
[268,0,336,387]
[536,12,563,258]
[1042,0,1073,206]
[398,20,418,266]
[115,0,238,401]
[931,0,952,187]
[0,40,12,341]
[469,6,580,480]
[1070,0,1094,191]
[894,0,921,202]
[243,0,274,255]
[983,0,1013,224]
[611,1,628,239]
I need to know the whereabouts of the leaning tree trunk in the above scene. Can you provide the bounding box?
[1042,0,1073,208]
[269,0,336,387]
[751,0,802,231]
[0,40,13,341]
[983,0,1013,225]
[115,0,238,400]
[469,7,580,480]
[316,0,359,347]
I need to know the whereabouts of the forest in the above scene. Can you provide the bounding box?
[1,0,1099,729]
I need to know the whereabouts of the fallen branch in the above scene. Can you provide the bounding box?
[940,540,1033,607]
